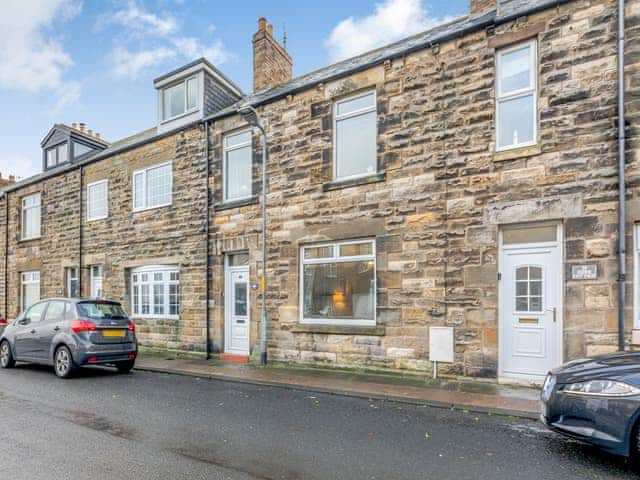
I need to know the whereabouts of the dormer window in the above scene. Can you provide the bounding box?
[73,141,94,159]
[46,143,68,168]
[162,76,198,121]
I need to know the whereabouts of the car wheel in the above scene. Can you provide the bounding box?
[54,346,76,379]
[0,341,15,368]
[116,360,135,374]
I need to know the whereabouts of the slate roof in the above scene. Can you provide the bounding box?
[2,0,570,195]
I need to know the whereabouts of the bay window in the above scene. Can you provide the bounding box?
[300,239,376,325]
[131,266,179,318]
[496,40,537,151]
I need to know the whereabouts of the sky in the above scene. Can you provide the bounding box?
[0,0,468,181]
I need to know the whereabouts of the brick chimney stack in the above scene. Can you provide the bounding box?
[470,0,497,14]
[253,17,292,92]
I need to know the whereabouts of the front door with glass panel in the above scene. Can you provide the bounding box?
[225,255,250,355]
[499,223,562,381]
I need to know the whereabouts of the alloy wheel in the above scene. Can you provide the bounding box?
[0,342,9,367]
[55,348,70,376]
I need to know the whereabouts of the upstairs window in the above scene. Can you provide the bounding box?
[87,180,108,221]
[334,91,377,180]
[496,40,537,151]
[223,130,252,201]
[133,162,172,211]
[22,193,41,240]
[73,141,94,158]
[162,76,198,121]
[46,142,68,168]
[301,239,376,326]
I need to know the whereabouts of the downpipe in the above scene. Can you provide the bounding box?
[617,0,626,352]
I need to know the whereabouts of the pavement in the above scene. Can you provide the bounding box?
[0,363,635,480]
[135,353,541,419]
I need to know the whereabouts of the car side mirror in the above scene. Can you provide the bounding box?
[18,318,30,326]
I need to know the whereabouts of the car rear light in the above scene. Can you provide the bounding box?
[0,318,6,325]
[87,356,98,363]
[128,353,136,360]
[70,320,97,333]
[127,322,136,331]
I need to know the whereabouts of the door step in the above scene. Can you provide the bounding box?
[220,353,249,364]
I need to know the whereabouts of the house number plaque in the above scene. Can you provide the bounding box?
[571,264,597,281]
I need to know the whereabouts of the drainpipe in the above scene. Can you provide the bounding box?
[204,121,211,359]
[4,192,8,318]
[617,0,626,352]
[79,166,83,296]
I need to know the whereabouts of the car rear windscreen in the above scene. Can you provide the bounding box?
[77,302,128,320]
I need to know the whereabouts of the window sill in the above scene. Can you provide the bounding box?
[133,203,172,213]
[19,236,42,244]
[160,108,199,124]
[214,195,258,211]
[291,324,385,336]
[323,171,386,192]
[87,216,108,222]
[493,144,541,162]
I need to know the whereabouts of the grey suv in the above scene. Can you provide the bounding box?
[0,299,137,378]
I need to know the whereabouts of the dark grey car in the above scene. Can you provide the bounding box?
[541,352,640,458]
[0,298,137,378]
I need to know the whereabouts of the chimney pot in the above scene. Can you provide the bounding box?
[95,132,101,139]
[79,123,86,132]
[258,17,267,31]
[87,129,93,136]
[266,23,273,36]
[71,122,77,129]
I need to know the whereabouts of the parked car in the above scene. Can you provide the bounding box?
[541,352,640,458]
[0,298,137,378]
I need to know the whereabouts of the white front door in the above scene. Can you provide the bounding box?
[499,223,563,382]
[225,267,250,355]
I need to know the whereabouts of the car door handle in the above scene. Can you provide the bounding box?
[30,329,36,334]
[53,326,60,331]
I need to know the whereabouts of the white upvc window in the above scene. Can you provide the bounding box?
[87,180,108,221]
[162,76,198,121]
[132,162,172,211]
[131,266,179,319]
[223,130,252,201]
[66,267,79,298]
[90,265,103,298]
[22,193,41,240]
[496,40,537,151]
[334,91,377,180]
[300,239,376,326]
[634,225,640,330]
[46,142,68,168]
[21,271,40,312]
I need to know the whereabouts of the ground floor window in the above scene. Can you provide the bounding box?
[90,265,103,298]
[131,266,179,318]
[66,267,79,298]
[300,239,376,325]
[21,271,40,312]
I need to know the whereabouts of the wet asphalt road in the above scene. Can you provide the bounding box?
[0,365,637,480]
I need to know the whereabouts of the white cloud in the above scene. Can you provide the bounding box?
[0,154,41,181]
[0,0,82,108]
[325,0,456,62]
[112,46,177,79]
[106,3,230,80]
[106,1,178,36]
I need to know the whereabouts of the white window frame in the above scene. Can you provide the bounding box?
[634,225,640,330]
[66,267,79,298]
[87,179,109,221]
[333,90,378,181]
[162,76,199,122]
[132,162,173,212]
[223,129,253,202]
[299,239,376,326]
[130,265,179,319]
[21,193,41,240]
[90,265,103,299]
[496,39,538,152]
[21,271,40,312]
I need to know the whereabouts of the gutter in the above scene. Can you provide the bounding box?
[617,0,626,351]
[203,121,211,359]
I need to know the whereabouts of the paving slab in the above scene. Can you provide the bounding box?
[135,353,541,419]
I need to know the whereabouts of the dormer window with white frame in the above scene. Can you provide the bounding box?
[496,40,537,151]
[162,76,198,121]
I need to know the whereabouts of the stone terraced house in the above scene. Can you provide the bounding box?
[0,0,638,383]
